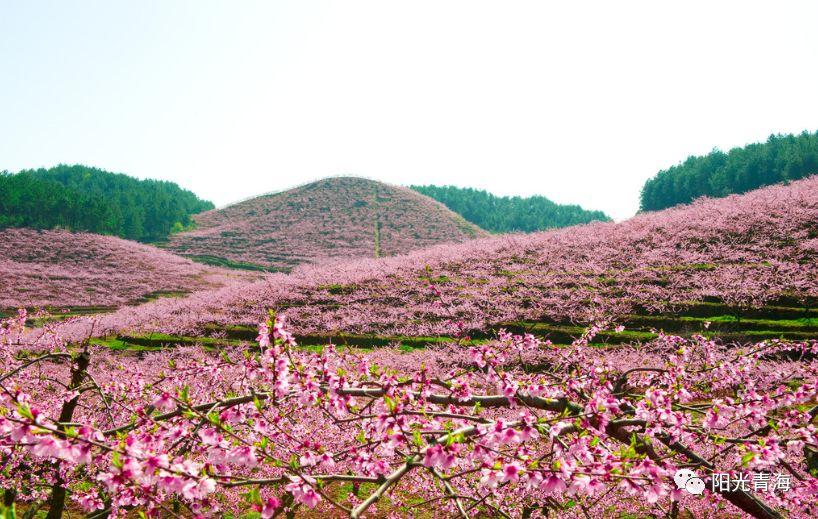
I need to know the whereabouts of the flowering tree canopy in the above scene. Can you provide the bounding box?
[43,176,818,344]
[1,309,816,517]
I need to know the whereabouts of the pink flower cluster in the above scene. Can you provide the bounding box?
[1,311,816,517]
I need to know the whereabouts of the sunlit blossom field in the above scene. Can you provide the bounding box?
[2,177,817,518]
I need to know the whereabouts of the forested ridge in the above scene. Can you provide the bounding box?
[411,184,610,233]
[0,164,214,242]
[640,130,818,211]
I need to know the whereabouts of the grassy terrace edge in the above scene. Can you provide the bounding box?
[180,254,275,272]
[94,305,818,352]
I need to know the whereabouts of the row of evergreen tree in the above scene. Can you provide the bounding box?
[0,165,214,242]
[640,131,818,211]
[411,185,610,233]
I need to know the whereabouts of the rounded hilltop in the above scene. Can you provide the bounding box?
[165,176,487,271]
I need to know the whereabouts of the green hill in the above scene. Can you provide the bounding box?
[640,130,818,211]
[410,184,610,233]
[0,164,214,242]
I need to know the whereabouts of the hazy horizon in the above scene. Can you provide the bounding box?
[2,1,817,220]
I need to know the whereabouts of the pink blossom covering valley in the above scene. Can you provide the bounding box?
[74,176,818,340]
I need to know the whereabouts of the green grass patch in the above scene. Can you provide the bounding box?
[10,305,117,326]
[495,322,657,345]
[90,336,163,351]
[670,301,818,320]
[97,327,488,352]
[626,314,818,333]
[130,290,190,304]
[647,262,718,272]
[183,254,274,272]
[317,284,357,295]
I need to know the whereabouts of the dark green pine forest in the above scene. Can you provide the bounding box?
[0,165,214,242]
[640,130,818,211]
[411,185,611,233]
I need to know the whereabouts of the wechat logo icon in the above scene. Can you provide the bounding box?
[674,468,705,495]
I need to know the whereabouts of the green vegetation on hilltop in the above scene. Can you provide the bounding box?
[640,130,818,211]
[410,184,610,233]
[0,164,214,242]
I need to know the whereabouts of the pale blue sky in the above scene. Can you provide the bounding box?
[2,1,817,220]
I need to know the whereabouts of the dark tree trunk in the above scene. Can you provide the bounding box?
[3,488,15,508]
[46,351,90,519]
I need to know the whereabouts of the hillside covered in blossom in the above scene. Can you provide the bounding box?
[0,228,252,309]
[3,177,818,519]
[164,176,487,271]
[92,175,818,342]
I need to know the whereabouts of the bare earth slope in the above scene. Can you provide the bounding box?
[165,176,487,271]
[0,228,251,308]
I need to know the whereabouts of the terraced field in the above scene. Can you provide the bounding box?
[0,291,192,328]
[83,297,818,353]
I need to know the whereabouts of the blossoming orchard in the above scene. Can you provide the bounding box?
[1,178,818,517]
[1,305,817,518]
